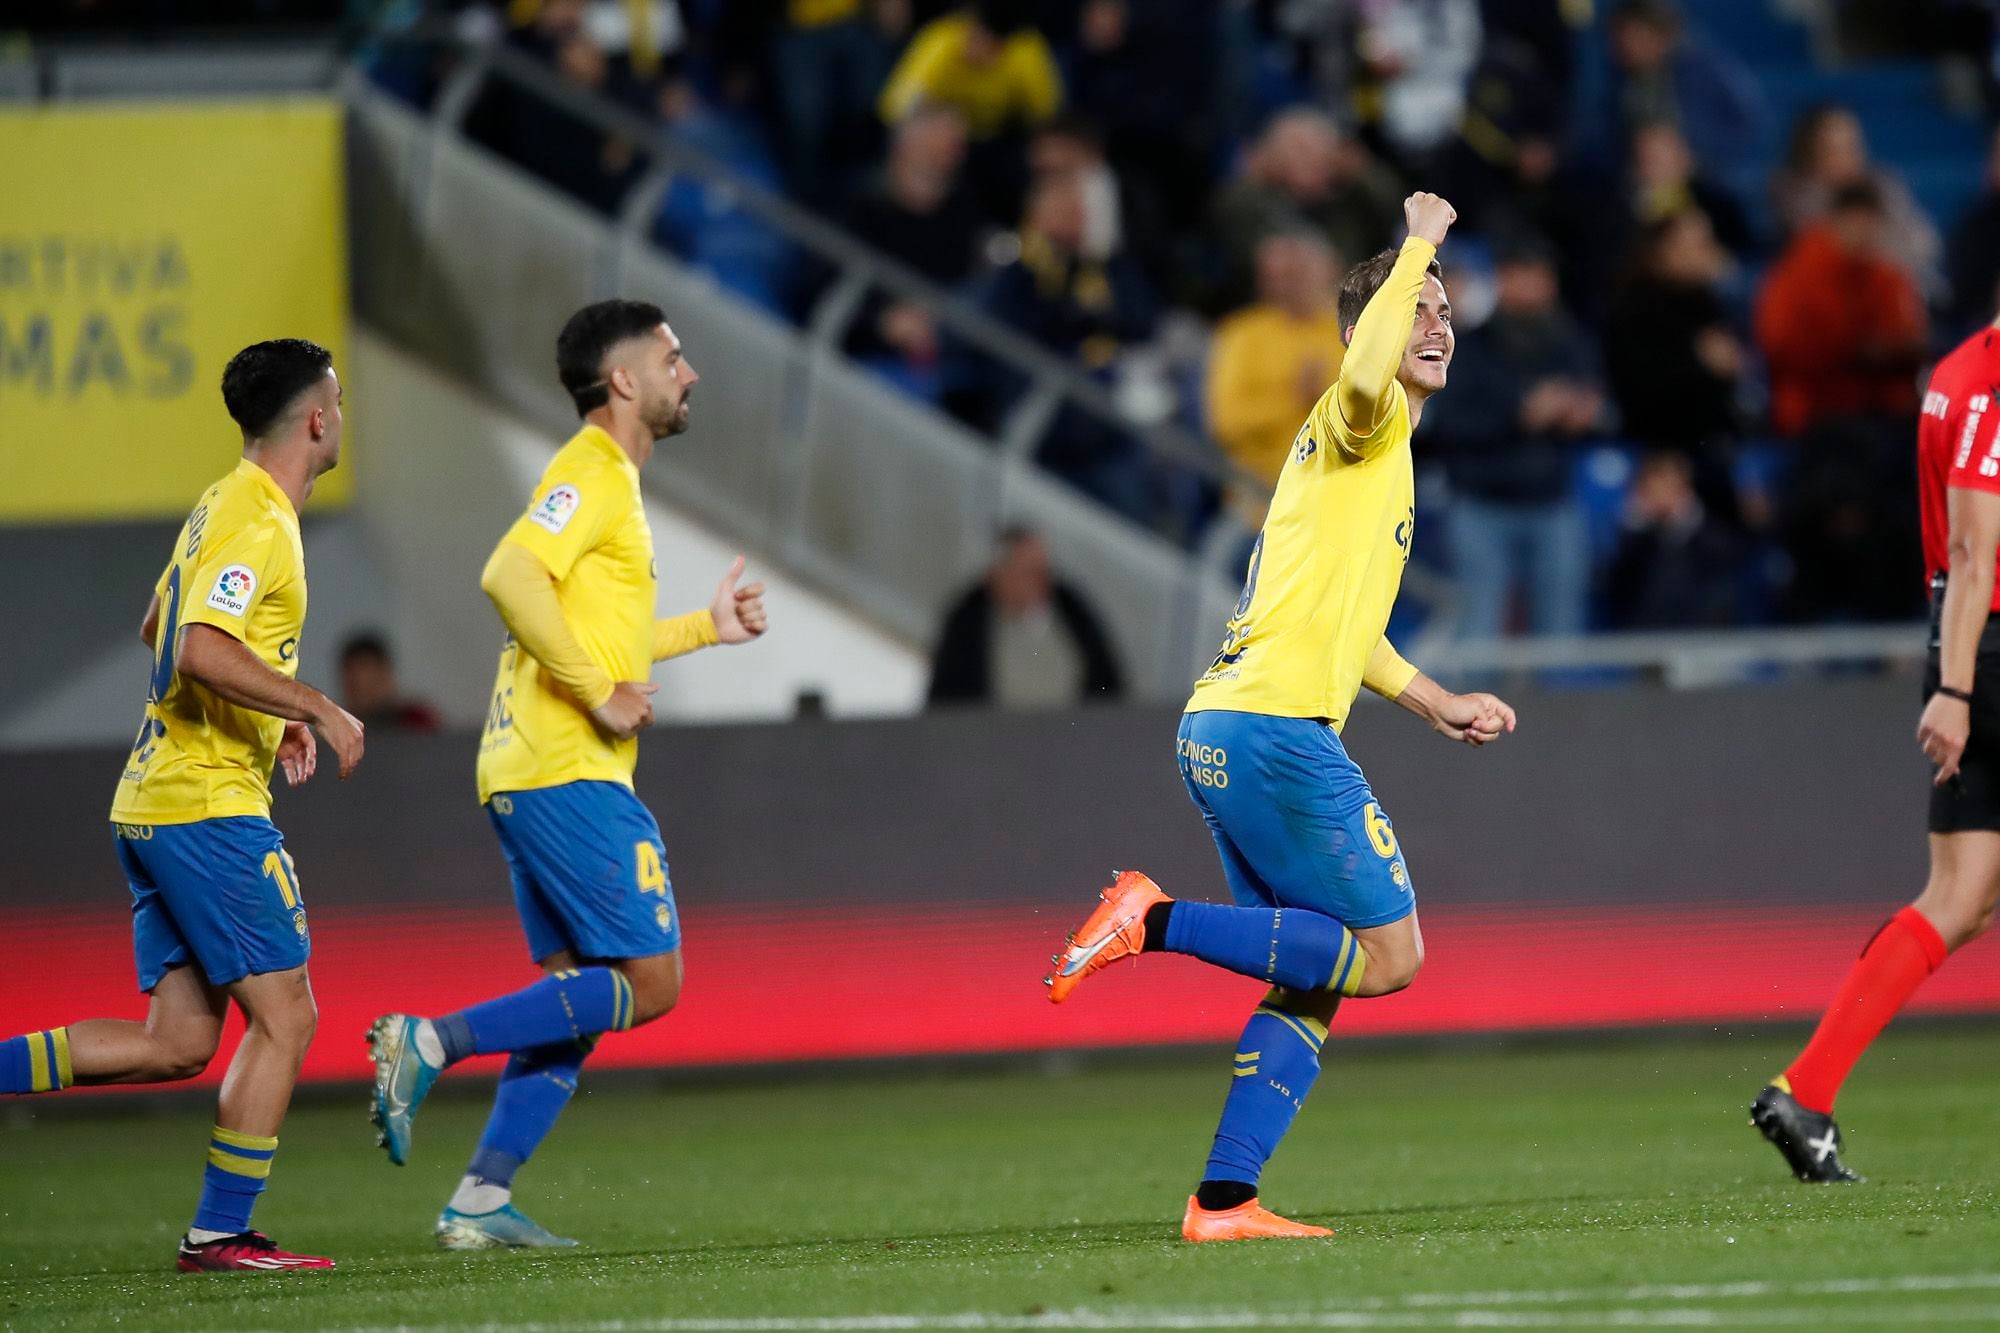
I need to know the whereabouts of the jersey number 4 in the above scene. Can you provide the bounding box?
[635,842,668,896]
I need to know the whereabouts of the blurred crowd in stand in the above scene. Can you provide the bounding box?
[21,0,2000,648]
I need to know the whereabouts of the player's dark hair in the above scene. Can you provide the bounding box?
[1338,248,1444,344]
[219,338,334,439]
[339,632,392,668]
[556,299,668,416]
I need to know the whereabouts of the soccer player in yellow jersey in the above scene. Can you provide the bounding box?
[0,339,367,1272]
[1046,195,1519,1242]
[367,300,768,1249]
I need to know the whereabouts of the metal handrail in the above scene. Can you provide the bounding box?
[393,27,1251,496]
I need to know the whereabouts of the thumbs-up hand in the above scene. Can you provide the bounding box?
[711,556,769,645]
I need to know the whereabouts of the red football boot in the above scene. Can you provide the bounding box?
[176,1231,336,1273]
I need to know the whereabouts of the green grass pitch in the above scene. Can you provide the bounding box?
[3,1028,1999,1331]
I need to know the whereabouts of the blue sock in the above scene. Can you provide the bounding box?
[463,1038,591,1197]
[1163,903,1365,994]
[1204,1002,1328,1188]
[0,1029,73,1095]
[195,1127,277,1234]
[434,968,633,1064]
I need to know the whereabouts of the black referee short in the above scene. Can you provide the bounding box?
[1926,580,2000,833]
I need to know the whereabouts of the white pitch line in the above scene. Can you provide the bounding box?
[298,1278,2000,1333]
[303,1302,2000,1333]
[1400,1271,2000,1308]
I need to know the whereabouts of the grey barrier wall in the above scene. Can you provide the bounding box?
[0,677,1929,914]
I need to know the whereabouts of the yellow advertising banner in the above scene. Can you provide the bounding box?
[0,100,350,522]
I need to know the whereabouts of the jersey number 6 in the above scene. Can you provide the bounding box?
[1364,803,1398,859]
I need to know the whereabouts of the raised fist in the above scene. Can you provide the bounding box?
[1404,192,1457,248]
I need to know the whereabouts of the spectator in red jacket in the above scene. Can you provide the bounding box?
[1754,181,1928,438]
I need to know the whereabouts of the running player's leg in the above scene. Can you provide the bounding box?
[1164,804,1336,1237]
[2,964,226,1094]
[1048,715,1412,1003]
[186,962,318,1248]
[398,785,669,1070]
[1157,712,1417,995]
[120,818,330,1269]
[2,831,234,1096]
[439,946,683,1248]
[1188,915,1422,1222]
[369,874,634,1174]
[1180,715,1418,1237]
[372,783,680,1244]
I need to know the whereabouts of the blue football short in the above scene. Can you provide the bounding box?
[486,780,682,964]
[1176,710,1415,929]
[115,817,310,992]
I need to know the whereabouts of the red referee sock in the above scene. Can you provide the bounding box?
[1783,906,1950,1114]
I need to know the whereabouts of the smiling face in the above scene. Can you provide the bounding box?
[1399,273,1454,394]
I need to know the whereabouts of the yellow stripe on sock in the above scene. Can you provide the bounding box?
[210,1126,279,1152]
[1233,1050,1261,1063]
[1264,1010,1324,1054]
[1327,932,1355,992]
[1338,947,1368,998]
[207,1146,274,1179]
[50,1028,71,1089]
[1233,1065,1259,1077]
[26,1032,50,1092]
[615,974,635,1031]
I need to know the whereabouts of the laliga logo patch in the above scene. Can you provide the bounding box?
[529,484,582,534]
[206,564,257,617]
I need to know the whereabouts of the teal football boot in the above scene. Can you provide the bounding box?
[436,1203,579,1250]
[367,1014,442,1166]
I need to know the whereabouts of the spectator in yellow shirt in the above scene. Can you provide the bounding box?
[878,1,1062,142]
[1205,231,1347,490]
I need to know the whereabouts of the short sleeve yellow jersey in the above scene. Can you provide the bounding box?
[111,459,307,824]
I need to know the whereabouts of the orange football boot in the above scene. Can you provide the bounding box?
[1044,870,1170,1004]
[1181,1196,1334,1242]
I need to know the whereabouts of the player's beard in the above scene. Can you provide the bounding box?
[647,394,691,440]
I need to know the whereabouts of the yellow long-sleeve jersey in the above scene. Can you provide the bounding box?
[1185,237,1439,728]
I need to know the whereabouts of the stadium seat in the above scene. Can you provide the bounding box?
[1573,443,1641,568]
[1678,0,1814,67]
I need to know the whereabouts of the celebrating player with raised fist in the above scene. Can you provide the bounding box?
[1045,194,1516,1241]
